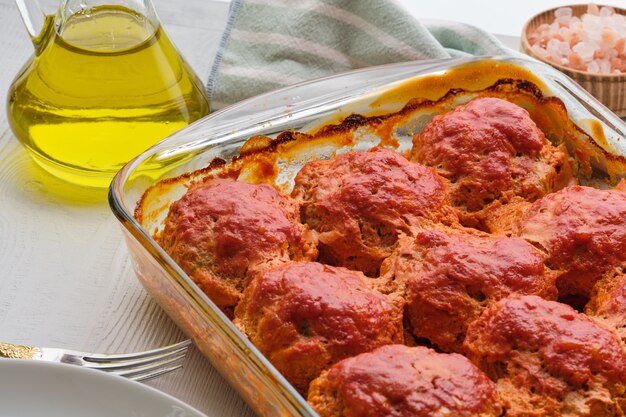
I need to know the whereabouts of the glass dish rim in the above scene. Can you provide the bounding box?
[108,54,626,415]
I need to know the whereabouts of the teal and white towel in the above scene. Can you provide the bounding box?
[207,0,514,110]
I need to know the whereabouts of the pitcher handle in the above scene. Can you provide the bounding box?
[15,0,47,40]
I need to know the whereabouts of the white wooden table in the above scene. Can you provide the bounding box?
[0,0,622,416]
[0,1,255,416]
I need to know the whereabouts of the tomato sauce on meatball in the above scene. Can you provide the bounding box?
[380,228,557,352]
[464,295,626,416]
[234,261,403,394]
[160,179,317,315]
[308,344,502,417]
[411,97,572,231]
[514,185,626,298]
[292,147,457,276]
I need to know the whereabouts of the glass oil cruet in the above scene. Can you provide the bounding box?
[8,0,210,187]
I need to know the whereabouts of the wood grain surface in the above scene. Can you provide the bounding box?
[0,0,255,415]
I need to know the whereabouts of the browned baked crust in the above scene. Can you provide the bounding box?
[159,178,317,316]
[291,146,458,277]
[234,261,403,395]
[379,227,557,353]
[464,295,626,416]
[513,185,626,298]
[411,97,573,231]
[308,344,502,417]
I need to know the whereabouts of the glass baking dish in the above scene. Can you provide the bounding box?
[109,56,626,417]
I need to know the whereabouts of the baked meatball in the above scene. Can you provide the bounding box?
[411,97,572,230]
[464,295,626,416]
[234,261,403,394]
[379,228,557,352]
[292,147,457,276]
[160,178,317,315]
[308,344,502,417]
[586,264,626,343]
[513,185,626,298]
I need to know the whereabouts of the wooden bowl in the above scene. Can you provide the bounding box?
[521,4,626,117]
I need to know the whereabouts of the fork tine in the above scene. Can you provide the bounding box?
[82,339,191,362]
[107,353,188,380]
[128,362,185,382]
[81,346,189,370]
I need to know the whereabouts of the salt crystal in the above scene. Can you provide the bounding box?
[606,47,618,59]
[546,38,561,58]
[599,59,612,73]
[557,40,571,55]
[555,7,573,19]
[600,6,615,18]
[601,27,616,46]
[569,52,583,69]
[573,41,596,61]
[611,16,626,37]
[528,6,626,74]
[537,23,550,32]
[582,14,602,38]
[611,57,622,68]
[556,17,571,27]
[549,21,560,35]
[569,32,581,48]
[569,16,582,27]
[558,27,572,42]
[587,60,600,73]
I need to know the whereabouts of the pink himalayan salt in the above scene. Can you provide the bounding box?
[528,5,626,74]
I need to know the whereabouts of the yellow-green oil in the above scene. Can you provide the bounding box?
[7,6,209,187]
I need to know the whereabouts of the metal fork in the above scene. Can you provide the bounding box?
[0,339,192,381]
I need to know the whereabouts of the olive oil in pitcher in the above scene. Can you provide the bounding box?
[8,3,209,187]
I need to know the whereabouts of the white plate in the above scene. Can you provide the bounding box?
[0,359,208,417]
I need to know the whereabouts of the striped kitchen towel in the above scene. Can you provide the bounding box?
[207,0,514,110]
